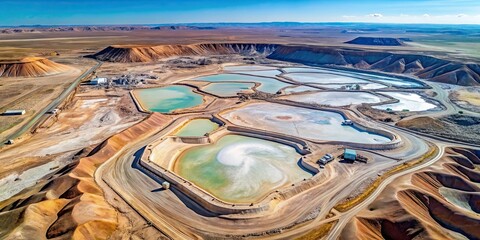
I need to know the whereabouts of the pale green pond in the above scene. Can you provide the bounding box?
[195,73,291,94]
[134,85,203,113]
[174,119,220,137]
[175,135,312,203]
[202,82,255,97]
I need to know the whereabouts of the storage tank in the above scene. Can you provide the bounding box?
[162,181,171,190]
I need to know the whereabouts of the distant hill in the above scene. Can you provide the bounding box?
[150,26,215,30]
[345,37,404,46]
[0,25,216,34]
[89,43,480,86]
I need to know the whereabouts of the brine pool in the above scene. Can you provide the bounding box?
[195,73,291,94]
[133,85,203,113]
[281,92,386,107]
[373,92,437,112]
[175,134,312,203]
[282,67,423,88]
[202,82,255,97]
[221,103,391,144]
[174,119,220,137]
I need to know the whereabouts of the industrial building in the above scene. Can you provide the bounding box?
[90,77,108,85]
[343,149,357,161]
[2,109,26,115]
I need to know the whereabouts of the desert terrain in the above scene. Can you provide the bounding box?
[0,24,479,239]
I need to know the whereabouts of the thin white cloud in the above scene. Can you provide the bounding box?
[337,13,480,24]
[367,13,383,18]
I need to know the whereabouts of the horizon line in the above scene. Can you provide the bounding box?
[1,21,480,28]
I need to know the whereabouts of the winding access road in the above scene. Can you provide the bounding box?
[1,59,102,146]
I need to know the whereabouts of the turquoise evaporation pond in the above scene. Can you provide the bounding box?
[174,119,220,137]
[134,85,203,113]
[282,67,423,88]
[202,82,255,97]
[175,135,312,203]
[222,103,391,144]
[195,73,291,94]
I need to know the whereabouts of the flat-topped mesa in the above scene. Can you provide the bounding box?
[345,37,405,46]
[90,43,480,86]
[0,57,72,77]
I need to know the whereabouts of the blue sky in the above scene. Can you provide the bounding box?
[1,0,480,25]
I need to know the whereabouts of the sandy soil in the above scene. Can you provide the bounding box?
[0,86,143,195]
[0,57,95,140]
[450,87,480,112]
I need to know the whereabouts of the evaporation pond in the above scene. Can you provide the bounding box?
[222,102,391,144]
[282,67,327,73]
[283,67,423,88]
[281,92,386,106]
[284,72,370,84]
[233,70,282,78]
[224,65,277,71]
[196,74,291,94]
[373,92,437,111]
[134,85,203,113]
[311,83,387,90]
[175,135,312,203]
[174,119,219,137]
[202,82,255,97]
[283,85,319,94]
